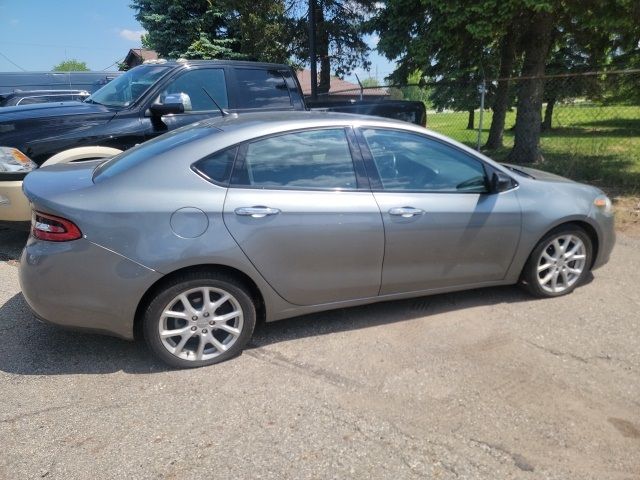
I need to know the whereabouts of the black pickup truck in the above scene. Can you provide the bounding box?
[0,60,424,222]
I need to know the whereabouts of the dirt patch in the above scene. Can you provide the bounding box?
[612,195,640,237]
[608,417,640,439]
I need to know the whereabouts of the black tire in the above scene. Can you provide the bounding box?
[143,272,256,368]
[521,224,593,298]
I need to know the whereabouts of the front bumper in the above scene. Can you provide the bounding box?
[19,236,162,340]
[592,210,615,270]
[0,180,30,221]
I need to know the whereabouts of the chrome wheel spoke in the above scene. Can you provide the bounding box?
[201,288,213,310]
[538,262,552,272]
[540,271,554,286]
[564,243,580,259]
[173,332,192,355]
[195,335,206,360]
[551,271,559,291]
[216,323,240,337]
[160,326,190,339]
[209,335,228,353]
[214,310,241,323]
[179,293,199,316]
[559,270,569,288]
[211,293,230,311]
[163,310,188,319]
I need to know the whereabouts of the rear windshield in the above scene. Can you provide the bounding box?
[93,125,219,183]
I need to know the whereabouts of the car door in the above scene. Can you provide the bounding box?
[356,127,522,295]
[223,127,385,306]
[144,67,228,139]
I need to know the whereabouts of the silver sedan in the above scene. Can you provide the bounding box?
[19,112,615,368]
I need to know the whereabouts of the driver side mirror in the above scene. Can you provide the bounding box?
[149,92,192,117]
[490,171,514,193]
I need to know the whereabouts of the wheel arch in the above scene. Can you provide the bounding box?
[522,218,600,277]
[133,264,266,340]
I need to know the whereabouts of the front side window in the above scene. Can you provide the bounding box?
[235,69,291,109]
[362,129,488,192]
[234,129,357,190]
[160,68,228,111]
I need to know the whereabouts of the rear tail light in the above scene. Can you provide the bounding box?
[31,211,82,242]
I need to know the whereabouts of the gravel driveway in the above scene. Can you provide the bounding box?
[1,227,638,479]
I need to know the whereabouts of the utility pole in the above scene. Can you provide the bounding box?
[309,0,318,101]
[476,81,486,151]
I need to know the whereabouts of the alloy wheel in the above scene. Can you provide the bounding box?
[536,234,587,294]
[158,287,244,361]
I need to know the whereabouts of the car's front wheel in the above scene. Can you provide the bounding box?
[143,272,256,368]
[522,225,593,298]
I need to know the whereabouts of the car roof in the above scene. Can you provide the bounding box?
[206,110,423,133]
[144,59,292,69]
[6,89,88,96]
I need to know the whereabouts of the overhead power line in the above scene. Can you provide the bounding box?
[0,51,26,71]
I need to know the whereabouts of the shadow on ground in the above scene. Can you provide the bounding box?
[0,284,535,376]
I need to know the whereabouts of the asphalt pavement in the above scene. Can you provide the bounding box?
[0,227,639,479]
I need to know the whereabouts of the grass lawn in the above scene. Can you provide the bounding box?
[426,104,640,196]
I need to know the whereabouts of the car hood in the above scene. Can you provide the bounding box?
[501,163,575,183]
[0,101,115,122]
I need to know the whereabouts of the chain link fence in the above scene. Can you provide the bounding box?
[325,70,640,195]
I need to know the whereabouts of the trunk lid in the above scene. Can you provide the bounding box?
[22,161,99,218]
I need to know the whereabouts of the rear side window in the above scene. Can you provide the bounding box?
[93,125,219,183]
[233,129,357,190]
[235,69,291,109]
[192,147,238,185]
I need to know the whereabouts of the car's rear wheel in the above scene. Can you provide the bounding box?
[522,225,593,298]
[143,273,256,368]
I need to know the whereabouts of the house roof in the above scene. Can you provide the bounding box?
[296,69,388,97]
[132,48,159,61]
[124,48,159,64]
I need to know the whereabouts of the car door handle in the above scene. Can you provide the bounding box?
[234,206,281,218]
[388,207,425,218]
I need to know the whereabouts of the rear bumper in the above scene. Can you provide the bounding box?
[19,236,162,340]
[0,180,31,221]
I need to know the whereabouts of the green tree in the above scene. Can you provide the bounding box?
[52,59,90,71]
[400,70,430,106]
[131,0,290,63]
[370,1,502,132]
[289,0,375,95]
[371,0,640,163]
[360,77,379,87]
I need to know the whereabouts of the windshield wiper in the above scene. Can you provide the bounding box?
[502,163,535,179]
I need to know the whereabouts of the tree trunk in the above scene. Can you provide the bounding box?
[466,109,475,130]
[508,11,555,164]
[484,27,517,149]
[317,2,331,96]
[541,97,555,131]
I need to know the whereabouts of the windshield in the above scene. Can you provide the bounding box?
[85,65,169,108]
